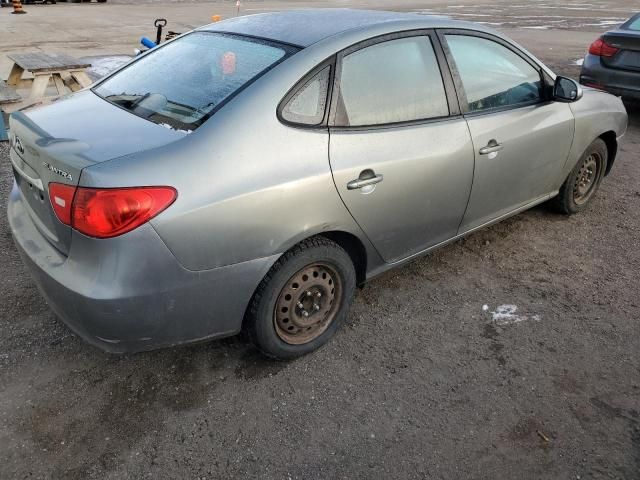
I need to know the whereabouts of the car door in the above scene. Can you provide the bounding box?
[439,30,576,232]
[328,32,475,263]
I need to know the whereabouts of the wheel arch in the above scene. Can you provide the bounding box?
[599,130,618,176]
[316,231,368,287]
[273,230,370,287]
[240,230,370,334]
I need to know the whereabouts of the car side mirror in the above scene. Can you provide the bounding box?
[553,76,583,103]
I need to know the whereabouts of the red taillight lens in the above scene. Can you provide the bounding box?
[73,187,177,238]
[588,37,619,57]
[48,183,76,226]
[48,184,177,239]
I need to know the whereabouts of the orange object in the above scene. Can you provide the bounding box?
[211,15,222,22]
[11,0,27,14]
[221,52,236,75]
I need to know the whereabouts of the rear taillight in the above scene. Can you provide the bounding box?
[49,184,177,239]
[588,37,619,57]
[48,183,76,226]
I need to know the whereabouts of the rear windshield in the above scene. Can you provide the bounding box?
[623,14,640,31]
[94,32,298,131]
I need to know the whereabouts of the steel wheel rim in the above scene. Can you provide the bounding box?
[274,262,343,345]
[573,153,601,205]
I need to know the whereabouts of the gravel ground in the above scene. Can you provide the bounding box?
[1,2,639,479]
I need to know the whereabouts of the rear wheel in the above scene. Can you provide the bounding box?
[552,138,607,214]
[246,237,356,359]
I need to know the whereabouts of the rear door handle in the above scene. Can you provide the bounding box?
[479,140,504,155]
[347,173,384,190]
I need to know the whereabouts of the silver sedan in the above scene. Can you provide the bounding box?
[7,9,628,358]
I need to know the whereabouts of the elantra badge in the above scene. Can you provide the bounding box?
[43,162,73,182]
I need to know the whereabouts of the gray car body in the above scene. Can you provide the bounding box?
[7,10,628,353]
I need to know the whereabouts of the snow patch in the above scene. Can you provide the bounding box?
[484,304,541,326]
[581,20,624,27]
[158,123,193,134]
[83,55,132,81]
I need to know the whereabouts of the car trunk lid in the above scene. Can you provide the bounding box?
[602,30,640,72]
[8,90,187,255]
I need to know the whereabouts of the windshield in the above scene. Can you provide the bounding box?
[94,32,297,131]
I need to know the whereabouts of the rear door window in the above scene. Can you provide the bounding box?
[94,32,298,131]
[444,34,543,113]
[335,36,449,127]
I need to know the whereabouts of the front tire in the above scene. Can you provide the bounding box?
[245,237,356,360]
[552,138,608,214]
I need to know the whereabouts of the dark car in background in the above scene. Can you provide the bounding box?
[580,13,640,101]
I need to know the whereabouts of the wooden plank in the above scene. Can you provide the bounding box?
[52,74,67,95]
[7,52,91,73]
[16,79,34,89]
[7,63,24,86]
[60,72,82,92]
[28,73,51,102]
[0,80,22,104]
[70,70,93,88]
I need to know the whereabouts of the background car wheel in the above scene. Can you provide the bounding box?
[551,138,608,214]
[245,237,356,360]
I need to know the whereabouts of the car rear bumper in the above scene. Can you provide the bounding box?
[8,182,276,353]
[580,54,640,100]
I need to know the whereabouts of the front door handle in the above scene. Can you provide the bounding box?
[347,172,384,190]
[479,139,504,155]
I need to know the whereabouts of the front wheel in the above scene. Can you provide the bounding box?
[245,237,356,360]
[552,138,608,214]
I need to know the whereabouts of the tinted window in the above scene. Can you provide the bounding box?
[445,35,542,113]
[337,36,449,126]
[281,66,331,125]
[94,32,297,131]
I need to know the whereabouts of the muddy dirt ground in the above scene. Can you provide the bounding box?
[1,1,639,478]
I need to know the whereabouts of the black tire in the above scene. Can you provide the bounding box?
[245,237,356,360]
[551,138,608,214]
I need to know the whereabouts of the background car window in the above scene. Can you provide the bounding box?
[445,35,543,113]
[94,32,296,131]
[623,14,640,31]
[337,36,449,126]
[281,66,331,125]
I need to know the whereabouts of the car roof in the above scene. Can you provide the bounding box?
[200,8,471,47]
